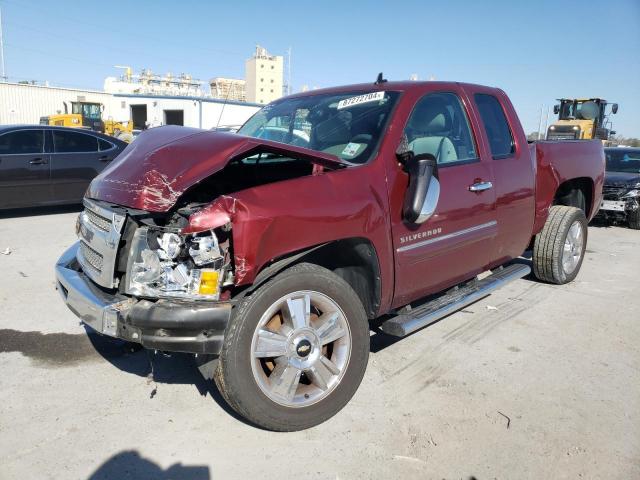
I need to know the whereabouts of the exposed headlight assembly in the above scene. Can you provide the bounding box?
[622,189,640,199]
[126,227,227,300]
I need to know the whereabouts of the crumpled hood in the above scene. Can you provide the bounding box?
[605,171,640,188]
[87,126,344,212]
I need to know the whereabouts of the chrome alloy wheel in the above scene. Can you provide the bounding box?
[250,290,352,408]
[562,220,584,275]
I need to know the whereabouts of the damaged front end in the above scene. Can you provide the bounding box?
[56,129,345,354]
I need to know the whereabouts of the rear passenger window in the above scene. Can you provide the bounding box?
[0,130,44,155]
[404,92,477,165]
[53,131,99,153]
[98,139,114,151]
[474,94,515,159]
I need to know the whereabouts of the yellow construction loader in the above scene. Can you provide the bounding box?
[547,98,618,141]
[40,101,135,142]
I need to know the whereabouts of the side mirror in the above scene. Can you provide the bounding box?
[401,152,440,224]
[554,104,560,115]
[612,103,619,114]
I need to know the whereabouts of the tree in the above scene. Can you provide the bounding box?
[610,135,640,147]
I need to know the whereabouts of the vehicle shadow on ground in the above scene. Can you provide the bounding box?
[0,204,82,219]
[86,329,252,426]
[87,450,210,480]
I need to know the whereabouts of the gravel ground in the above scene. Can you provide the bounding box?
[0,207,639,480]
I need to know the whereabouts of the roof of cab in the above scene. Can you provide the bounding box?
[284,80,501,99]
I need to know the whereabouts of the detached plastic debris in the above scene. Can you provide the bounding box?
[1,247,11,255]
[486,305,499,311]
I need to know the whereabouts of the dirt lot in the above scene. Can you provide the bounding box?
[0,207,638,480]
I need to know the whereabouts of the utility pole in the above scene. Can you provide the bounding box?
[0,6,6,81]
[543,105,551,139]
[537,105,544,140]
[287,46,292,95]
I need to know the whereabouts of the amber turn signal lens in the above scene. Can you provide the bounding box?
[198,269,219,295]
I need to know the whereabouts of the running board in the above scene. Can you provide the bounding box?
[380,264,531,337]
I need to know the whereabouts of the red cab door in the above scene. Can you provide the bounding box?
[386,89,497,307]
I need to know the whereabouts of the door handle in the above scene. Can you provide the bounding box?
[29,157,48,165]
[469,181,493,192]
[99,155,112,162]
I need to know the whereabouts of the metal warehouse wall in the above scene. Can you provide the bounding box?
[0,82,115,125]
[0,83,261,130]
[111,96,260,129]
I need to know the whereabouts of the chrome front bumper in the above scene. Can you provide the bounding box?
[56,242,232,354]
[56,242,133,337]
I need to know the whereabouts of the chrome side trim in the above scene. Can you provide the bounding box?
[397,220,497,253]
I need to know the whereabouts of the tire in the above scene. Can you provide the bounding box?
[628,209,640,230]
[214,262,369,431]
[532,205,588,284]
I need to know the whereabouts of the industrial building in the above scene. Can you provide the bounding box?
[209,77,246,102]
[245,45,284,104]
[104,67,204,97]
[0,82,260,131]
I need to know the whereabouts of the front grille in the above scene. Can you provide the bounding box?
[85,208,112,232]
[79,240,104,272]
[77,199,126,288]
[547,133,578,140]
[547,126,580,140]
[603,186,628,200]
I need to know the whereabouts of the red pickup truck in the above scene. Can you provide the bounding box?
[56,80,604,431]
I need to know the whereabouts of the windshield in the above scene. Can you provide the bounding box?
[72,103,102,120]
[238,90,399,164]
[559,100,601,121]
[605,149,640,174]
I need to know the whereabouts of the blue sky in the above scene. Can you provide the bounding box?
[1,0,639,136]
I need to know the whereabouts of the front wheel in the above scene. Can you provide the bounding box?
[532,205,588,284]
[214,263,369,431]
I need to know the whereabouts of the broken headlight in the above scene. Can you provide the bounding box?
[622,189,640,199]
[126,227,229,300]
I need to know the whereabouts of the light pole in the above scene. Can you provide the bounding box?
[0,6,6,81]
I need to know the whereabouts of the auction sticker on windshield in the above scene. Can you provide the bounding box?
[337,91,385,110]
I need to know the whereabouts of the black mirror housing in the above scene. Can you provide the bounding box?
[553,104,560,115]
[612,103,619,114]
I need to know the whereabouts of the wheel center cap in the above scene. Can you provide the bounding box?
[295,339,312,358]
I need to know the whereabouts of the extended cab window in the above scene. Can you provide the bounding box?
[53,131,99,153]
[404,92,477,165]
[0,130,44,155]
[474,94,515,159]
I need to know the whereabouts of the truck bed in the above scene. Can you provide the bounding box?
[530,140,605,233]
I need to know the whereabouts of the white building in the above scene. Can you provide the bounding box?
[245,45,284,105]
[0,82,261,131]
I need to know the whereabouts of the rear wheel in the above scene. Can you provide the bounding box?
[533,206,588,284]
[214,263,369,431]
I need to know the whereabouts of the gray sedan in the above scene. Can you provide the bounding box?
[0,125,127,210]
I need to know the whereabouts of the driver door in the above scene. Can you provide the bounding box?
[388,91,497,307]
